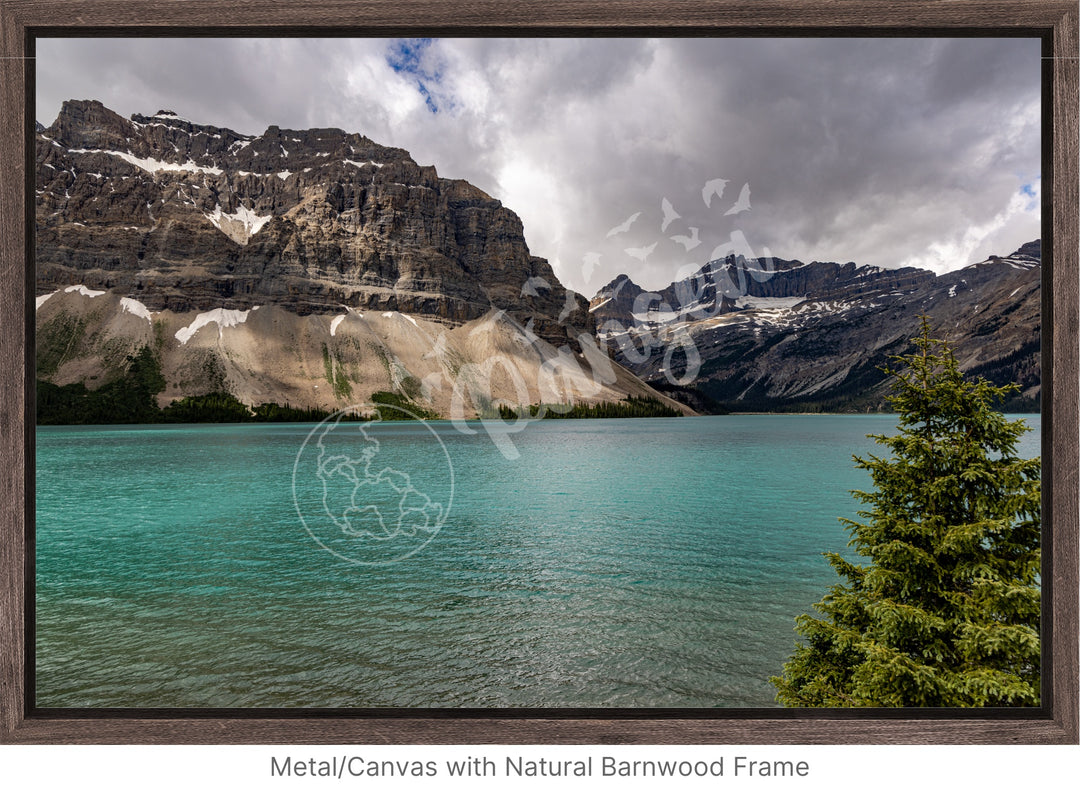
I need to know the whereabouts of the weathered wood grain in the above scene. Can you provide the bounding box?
[1,0,1076,745]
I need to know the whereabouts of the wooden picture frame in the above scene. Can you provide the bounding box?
[1,0,1076,744]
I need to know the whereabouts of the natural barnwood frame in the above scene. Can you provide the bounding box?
[0,0,1076,744]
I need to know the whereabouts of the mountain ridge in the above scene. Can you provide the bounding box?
[34,100,685,420]
[37,99,589,338]
[591,242,1040,412]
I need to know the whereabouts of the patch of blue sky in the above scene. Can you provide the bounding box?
[1020,177,1040,211]
[386,38,452,114]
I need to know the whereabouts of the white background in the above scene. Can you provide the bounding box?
[1,743,1076,798]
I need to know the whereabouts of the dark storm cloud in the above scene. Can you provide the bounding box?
[36,36,1041,295]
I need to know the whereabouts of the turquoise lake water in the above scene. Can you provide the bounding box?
[34,414,1040,708]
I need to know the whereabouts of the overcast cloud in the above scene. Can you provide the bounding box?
[37,37,1041,296]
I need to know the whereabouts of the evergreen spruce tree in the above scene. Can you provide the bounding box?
[771,318,1041,707]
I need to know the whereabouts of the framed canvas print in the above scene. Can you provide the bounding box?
[0,0,1076,745]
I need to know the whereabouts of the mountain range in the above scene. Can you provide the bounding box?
[35,100,1039,420]
[35,100,669,420]
[590,241,1040,412]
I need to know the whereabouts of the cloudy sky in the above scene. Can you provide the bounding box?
[37,37,1041,296]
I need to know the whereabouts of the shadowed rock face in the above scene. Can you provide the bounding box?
[36,100,588,338]
[592,243,1041,412]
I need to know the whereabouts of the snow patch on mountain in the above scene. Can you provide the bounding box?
[120,297,153,324]
[204,203,272,245]
[64,284,106,298]
[68,148,223,176]
[175,308,253,344]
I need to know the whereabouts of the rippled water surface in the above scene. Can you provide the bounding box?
[35,414,1039,708]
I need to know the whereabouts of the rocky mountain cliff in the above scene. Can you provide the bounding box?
[35,100,681,419]
[592,242,1041,412]
[37,100,587,335]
